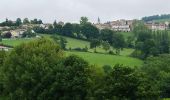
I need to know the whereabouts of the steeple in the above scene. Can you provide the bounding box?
[97,17,101,24]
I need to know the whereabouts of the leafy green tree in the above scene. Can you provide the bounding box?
[81,23,99,39]
[2,38,64,99]
[126,36,135,48]
[2,32,12,38]
[0,50,6,94]
[80,17,89,25]
[62,23,73,36]
[72,24,81,35]
[102,41,110,53]
[53,21,62,34]
[60,37,67,50]
[16,18,22,26]
[141,54,170,98]
[98,65,160,100]
[22,29,36,38]
[23,18,30,24]
[100,29,115,45]
[90,39,101,52]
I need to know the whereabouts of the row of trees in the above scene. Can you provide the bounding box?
[0,38,165,99]
[0,18,43,27]
[142,14,170,22]
[132,23,170,59]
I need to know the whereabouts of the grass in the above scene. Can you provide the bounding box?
[40,34,90,49]
[119,32,135,39]
[66,51,143,67]
[0,38,34,47]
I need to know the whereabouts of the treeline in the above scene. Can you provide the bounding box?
[142,14,170,22]
[1,38,170,99]
[0,18,43,26]
[132,23,170,59]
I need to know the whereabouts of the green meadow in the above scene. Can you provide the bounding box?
[66,51,143,67]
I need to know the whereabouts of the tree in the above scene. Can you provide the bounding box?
[16,18,22,26]
[90,39,101,52]
[98,65,160,100]
[141,54,170,98]
[80,17,89,25]
[23,18,30,24]
[37,19,43,24]
[72,24,81,35]
[2,32,12,38]
[62,23,73,36]
[60,37,67,50]
[102,41,110,53]
[81,23,99,39]
[2,38,64,99]
[22,29,36,38]
[2,38,93,99]
[0,31,2,42]
[53,21,62,34]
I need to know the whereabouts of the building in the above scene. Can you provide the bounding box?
[95,23,111,30]
[10,29,26,38]
[94,19,133,32]
[109,19,133,32]
[145,22,168,31]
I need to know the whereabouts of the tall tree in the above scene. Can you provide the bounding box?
[16,18,22,26]
[23,18,30,24]
[81,23,99,39]
[62,23,73,36]
[80,17,89,25]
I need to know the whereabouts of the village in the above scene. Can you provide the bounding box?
[95,18,170,32]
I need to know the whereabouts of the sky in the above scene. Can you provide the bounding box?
[0,0,170,23]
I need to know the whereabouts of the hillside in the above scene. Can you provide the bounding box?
[0,34,143,67]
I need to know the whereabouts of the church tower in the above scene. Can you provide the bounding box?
[97,17,101,24]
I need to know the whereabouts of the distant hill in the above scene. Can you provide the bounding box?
[142,14,170,22]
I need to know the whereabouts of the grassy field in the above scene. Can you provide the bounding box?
[0,38,35,47]
[66,51,143,67]
[40,34,90,49]
[119,32,134,39]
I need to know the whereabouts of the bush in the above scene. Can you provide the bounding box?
[72,47,88,52]
[108,50,115,55]
[102,65,112,74]
[2,32,12,38]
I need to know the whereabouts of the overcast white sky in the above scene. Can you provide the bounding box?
[0,0,170,23]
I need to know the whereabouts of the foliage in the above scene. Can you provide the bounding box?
[81,23,100,39]
[2,38,64,99]
[102,41,110,52]
[62,23,73,37]
[142,14,170,22]
[23,18,30,24]
[141,54,170,98]
[80,17,89,25]
[2,32,12,38]
[93,65,160,100]
[90,39,101,52]
[22,29,36,38]
[16,18,22,26]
